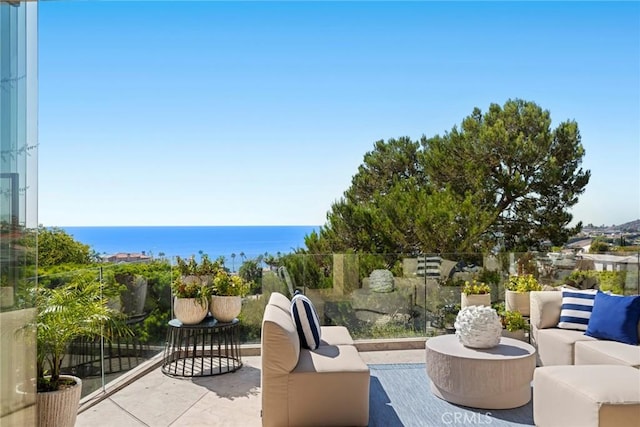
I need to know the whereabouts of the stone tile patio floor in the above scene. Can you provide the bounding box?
[76,347,427,427]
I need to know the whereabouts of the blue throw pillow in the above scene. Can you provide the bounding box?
[290,293,322,350]
[557,289,598,331]
[585,291,640,345]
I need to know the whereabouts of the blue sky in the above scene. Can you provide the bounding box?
[38,1,640,228]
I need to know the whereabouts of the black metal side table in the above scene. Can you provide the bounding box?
[161,316,242,378]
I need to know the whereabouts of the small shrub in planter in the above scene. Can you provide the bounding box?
[505,274,541,316]
[461,280,491,308]
[500,310,529,332]
[506,274,542,293]
[462,280,490,295]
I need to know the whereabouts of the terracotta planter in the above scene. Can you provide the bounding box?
[37,375,82,427]
[505,290,531,316]
[461,293,491,309]
[210,296,241,323]
[174,297,208,325]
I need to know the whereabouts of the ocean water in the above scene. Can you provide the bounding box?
[62,226,320,261]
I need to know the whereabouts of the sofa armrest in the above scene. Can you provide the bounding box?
[530,291,562,330]
[261,304,300,375]
[267,291,291,313]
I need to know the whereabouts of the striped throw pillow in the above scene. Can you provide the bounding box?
[557,289,598,331]
[290,293,322,350]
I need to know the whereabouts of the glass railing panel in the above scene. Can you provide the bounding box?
[249,250,640,340]
[91,261,172,394]
[31,248,639,399]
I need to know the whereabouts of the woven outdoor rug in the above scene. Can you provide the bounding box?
[368,364,534,427]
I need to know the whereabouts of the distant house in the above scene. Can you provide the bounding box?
[576,253,638,272]
[102,252,151,263]
[566,238,592,253]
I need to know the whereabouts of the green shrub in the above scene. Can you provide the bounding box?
[566,270,626,294]
[437,303,460,328]
[598,270,626,294]
[506,274,542,292]
[462,280,490,295]
[238,294,269,343]
[212,270,250,296]
[478,269,501,286]
[501,310,529,332]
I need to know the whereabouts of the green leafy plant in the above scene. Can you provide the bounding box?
[212,270,250,297]
[462,280,490,295]
[500,310,529,332]
[492,301,505,313]
[441,277,466,287]
[438,303,461,328]
[477,268,501,286]
[238,259,263,295]
[171,276,211,306]
[598,270,626,294]
[506,274,542,292]
[566,270,626,294]
[174,254,224,277]
[33,277,131,392]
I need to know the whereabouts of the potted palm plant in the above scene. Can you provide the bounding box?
[505,274,541,316]
[210,270,250,322]
[461,280,491,308]
[171,275,211,325]
[34,276,130,427]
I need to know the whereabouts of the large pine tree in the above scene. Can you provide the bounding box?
[307,99,590,256]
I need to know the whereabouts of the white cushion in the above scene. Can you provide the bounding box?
[290,293,322,350]
[557,288,597,331]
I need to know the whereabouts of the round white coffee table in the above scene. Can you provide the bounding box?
[425,334,536,409]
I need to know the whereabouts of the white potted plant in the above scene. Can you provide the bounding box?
[210,270,250,322]
[34,277,130,427]
[461,280,491,308]
[505,274,541,316]
[500,310,530,342]
[171,275,211,325]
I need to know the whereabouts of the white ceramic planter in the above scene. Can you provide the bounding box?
[174,297,208,325]
[505,290,531,316]
[460,293,491,309]
[37,375,82,427]
[210,296,241,322]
